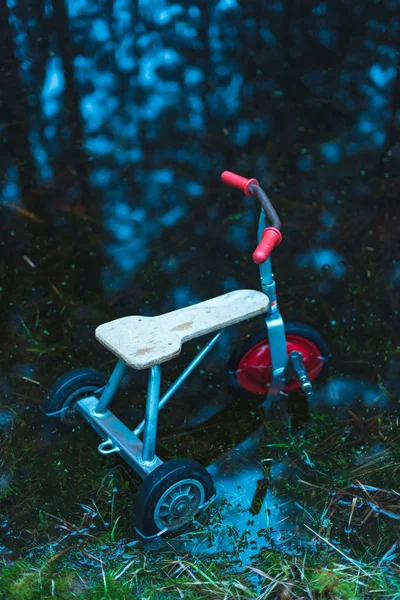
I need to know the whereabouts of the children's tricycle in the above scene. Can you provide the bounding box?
[43,171,329,538]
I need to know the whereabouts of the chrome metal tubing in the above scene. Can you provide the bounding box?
[134,331,223,438]
[141,365,162,464]
[257,210,278,312]
[77,396,162,479]
[263,310,288,400]
[95,360,127,415]
[286,351,312,394]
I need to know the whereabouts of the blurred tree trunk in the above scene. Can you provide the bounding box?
[282,0,292,59]
[0,0,37,198]
[196,0,211,125]
[383,54,400,168]
[13,0,48,99]
[51,0,95,211]
[50,0,103,293]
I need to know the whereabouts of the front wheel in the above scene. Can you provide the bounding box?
[132,458,215,538]
[228,322,329,395]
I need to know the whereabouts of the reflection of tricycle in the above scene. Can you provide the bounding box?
[43,171,329,538]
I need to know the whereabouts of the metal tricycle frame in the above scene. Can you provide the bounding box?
[74,172,314,487]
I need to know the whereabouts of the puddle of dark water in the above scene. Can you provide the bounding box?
[133,382,399,564]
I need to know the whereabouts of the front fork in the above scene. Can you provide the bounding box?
[257,212,312,401]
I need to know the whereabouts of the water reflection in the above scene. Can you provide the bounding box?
[164,375,398,565]
[129,371,399,566]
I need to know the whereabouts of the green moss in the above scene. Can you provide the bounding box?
[0,563,81,600]
[1,548,400,600]
[80,578,132,600]
[311,569,364,599]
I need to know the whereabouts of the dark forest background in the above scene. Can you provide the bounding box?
[1,0,398,284]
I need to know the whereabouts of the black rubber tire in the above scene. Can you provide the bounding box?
[133,458,215,538]
[43,368,108,417]
[228,321,330,395]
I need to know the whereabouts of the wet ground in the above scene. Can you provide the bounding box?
[1,159,399,575]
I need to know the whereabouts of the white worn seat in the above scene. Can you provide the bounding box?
[95,289,269,370]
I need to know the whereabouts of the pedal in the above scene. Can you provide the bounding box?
[284,351,313,395]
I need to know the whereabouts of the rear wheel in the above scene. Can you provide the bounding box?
[228,322,329,395]
[43,368,108,420]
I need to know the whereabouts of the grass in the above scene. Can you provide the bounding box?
[258,410,400,562]
[1,407,399,599]
[1,543,400,599]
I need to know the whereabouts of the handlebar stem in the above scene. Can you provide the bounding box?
[257,210,279,314]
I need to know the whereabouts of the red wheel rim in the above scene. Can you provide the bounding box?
[236,335,325,394]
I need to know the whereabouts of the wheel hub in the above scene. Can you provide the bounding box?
[173,498,190,516]
[154,478,205,531]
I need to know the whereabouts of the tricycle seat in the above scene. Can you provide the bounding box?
[95,289,269,370]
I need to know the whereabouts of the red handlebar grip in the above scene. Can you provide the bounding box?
[221,171,259,197]
[253,227,282,264]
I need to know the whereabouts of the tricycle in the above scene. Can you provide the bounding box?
[43,171,329,538]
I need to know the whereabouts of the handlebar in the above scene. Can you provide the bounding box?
[221,171,260,196]
[221,171,282,264]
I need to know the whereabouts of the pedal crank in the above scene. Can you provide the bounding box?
[283,351,313,395]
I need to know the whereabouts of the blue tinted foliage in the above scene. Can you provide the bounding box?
[215,0,240,13]
[65,0,95,18]
[86,136,115,156]
[160,205,187,227]
[91,18,110,42]
[173,285,202,308]
[320,143,341,164]
[370,64,397,87]
[154,5,183,26]
[81,92,120,132]
[312,3,327,16]
[139,49,182,87]
[367,18,387,33]
[2,168,19,202]
[184,67,203,87]
[389,263,400,289]
[271,2,283,14]
[260,26,276,46]
[319,211,336,228]
[1,0,398,299]
[113,0,133,36]
[297,248,346,279]
[317,28,337,48]
[41,57,65,118]
[296,156,314,172]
